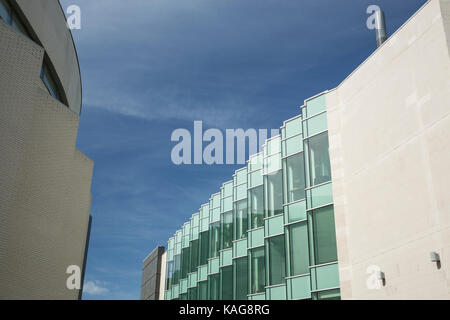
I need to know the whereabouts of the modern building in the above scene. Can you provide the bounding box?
[0,0,93,299]
[141,246,166,300]
[145,0,450,300]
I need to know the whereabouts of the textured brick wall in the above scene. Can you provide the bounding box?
[0,21,93,299]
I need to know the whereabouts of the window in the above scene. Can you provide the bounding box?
[0,0,12,24]
[188,287,197,300]
[220,266,233,300]
[41,63,61,101]
[265,170,283,217]
[180,247,190,279]
[233,257,247,300]
[11,10,28,36]
[208,274,220,300]
[249,247,265,294]
[307,132,331,186]
[173,254,181,285]
[198,281,208,300]
[234,200,247,240]
[288,222,309,276]
[199,231,209,266]
[312,205,338,265]
[267,235,286,286]
[166,261,174,291]
[286,154,306,202]
[0,0,30,38]
[209,222,220,258]
[249,186,264,229]
[190,239,199,272]
[221,211,233,249]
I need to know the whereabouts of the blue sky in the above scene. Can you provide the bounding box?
[59,0,427,299]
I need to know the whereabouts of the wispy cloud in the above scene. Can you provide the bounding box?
[83,280,110,296]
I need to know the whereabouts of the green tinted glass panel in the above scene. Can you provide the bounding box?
[248,228,264,248]
[312,263,340,291]
[199,231,209,266]
[223,182,233,197]
[198,281,208,300]
[190,239,199,272]
[307,132,331,186]
[266,285,286,300]
[234,257,247,300]
[267,235,286,285]
[250,247,265,294]
[234,200,247,240]
[288,275,311,300]
[307,182,333,209]
[249,186,264,229]
[248,293,266,300]
[188,287,198,300]
[265,153,282,173]
[249,170,263,188]
[233,238,247,258]
[209,222,220,258]
[236,168,247,184]
[306,112,328,137]
[286,200,306,223]
[181,247,190,279]
[166,261,174,290]
[306,94,326,117]
[223,197,233,212]
[208,257,219,275]
[288,222,309,276]
[220,248,232,266]
[235,183,247,200]
[265,214,284,237]
[286,154,306,203]
[285,135,303,157]
[173,254,181,285]
[198,265,208,281]
[188,272,197,288]
[220,266,233,300]
[221,211,233,249]
[285,117,302,138]
[313,206,337,265]
[265,171,283,217]
[208,274,220,300]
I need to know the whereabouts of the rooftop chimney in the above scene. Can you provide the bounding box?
[375,10,387,47]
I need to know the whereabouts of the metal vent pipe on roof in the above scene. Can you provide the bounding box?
[375,10,387,47]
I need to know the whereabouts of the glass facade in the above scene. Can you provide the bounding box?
[164,93,340,300]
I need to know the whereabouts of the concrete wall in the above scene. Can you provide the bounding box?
[327,0,450,299]
[0,10,92,299]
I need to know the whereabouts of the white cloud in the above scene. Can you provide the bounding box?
[83,280,109,295]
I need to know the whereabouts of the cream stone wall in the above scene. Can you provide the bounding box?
[0,16,92,299]
[327,0,450,299]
